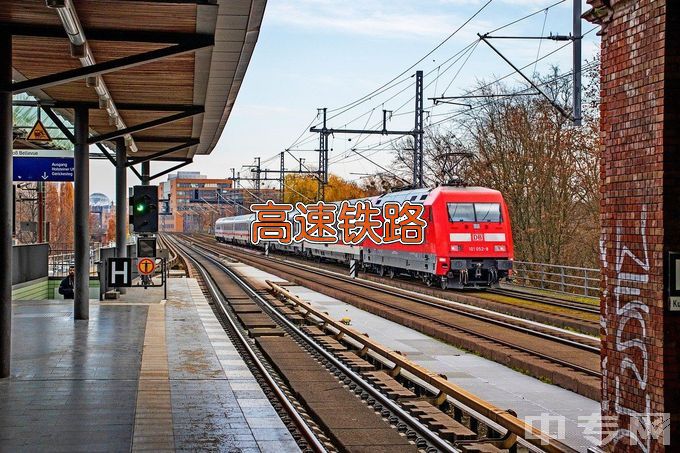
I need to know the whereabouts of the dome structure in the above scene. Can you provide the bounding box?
[89,193,111,208]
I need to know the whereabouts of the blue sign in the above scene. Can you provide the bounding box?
[13,149,74,182]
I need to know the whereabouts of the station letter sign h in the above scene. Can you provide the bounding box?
[109,258,132,288]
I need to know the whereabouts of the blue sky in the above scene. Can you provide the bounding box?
[91,0,599,198]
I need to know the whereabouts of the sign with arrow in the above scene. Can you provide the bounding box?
[13,149,74,182]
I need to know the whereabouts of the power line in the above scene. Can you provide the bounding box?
[325,0,496,119]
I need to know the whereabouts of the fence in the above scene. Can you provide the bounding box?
[48,247,100,277]
[509,260,600,298]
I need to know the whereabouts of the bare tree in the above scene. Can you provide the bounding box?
[460,69,600,266]
[383,65,601,267]
[393,127,472,187]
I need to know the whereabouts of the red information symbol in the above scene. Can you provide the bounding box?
[137,258,156,276]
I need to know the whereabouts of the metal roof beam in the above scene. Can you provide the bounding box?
[41,106,74,143]
[88,108,204,144]
[11,37,214,93]
[116,0,216,4]
[95,143,117,166]
[4,23,214,45]
[126,139,200,166]
[14,99,204,112]
[148,160,193,182]
[132,136,196,143]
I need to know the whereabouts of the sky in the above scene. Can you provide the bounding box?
[89,0,599,199]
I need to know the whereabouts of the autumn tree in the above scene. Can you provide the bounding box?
[283,174,368,204]
[45,182,75,251]
[105,216,116,244]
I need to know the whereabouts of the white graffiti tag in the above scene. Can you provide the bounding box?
[608,206,652,452]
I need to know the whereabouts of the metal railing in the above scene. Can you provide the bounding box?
[510,260,600,298]
[48,247,100,277]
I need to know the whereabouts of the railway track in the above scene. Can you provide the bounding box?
[181,234,601,400]
[275,252,599,336]
[166,234,578,453]
[487,287,599,314]
[190,233,599,336]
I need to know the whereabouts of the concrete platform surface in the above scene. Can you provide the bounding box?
[0,278,299,453]
[235,264,601,453]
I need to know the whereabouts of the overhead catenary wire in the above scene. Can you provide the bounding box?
[284,1,592,187]
[325,0,496,119]
[317,0,571,144]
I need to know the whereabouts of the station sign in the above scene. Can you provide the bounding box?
[109,257,132,287]
[13,149,74,182]
[137,258,156,276]
[669,252,680,311]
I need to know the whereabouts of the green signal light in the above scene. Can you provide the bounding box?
[135,203,147,213]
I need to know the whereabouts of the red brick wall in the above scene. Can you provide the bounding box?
[587,0,677,450]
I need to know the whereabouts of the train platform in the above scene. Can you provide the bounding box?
[0,277,299,452]
[233,263,601,453]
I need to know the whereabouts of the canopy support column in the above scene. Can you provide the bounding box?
[115,138,127,294]
[74,106,89,320]
[0,31,13,377]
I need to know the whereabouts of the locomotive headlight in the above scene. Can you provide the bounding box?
[494,245,507,252]
[451,245,463,252]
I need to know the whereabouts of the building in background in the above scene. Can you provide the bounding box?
[159,171,280,233]
[89,193,114,245]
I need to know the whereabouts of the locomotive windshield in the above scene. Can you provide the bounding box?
[447,202,502,222]
[447,203,475,222]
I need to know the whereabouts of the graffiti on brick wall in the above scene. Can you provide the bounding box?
[607,205,654,451]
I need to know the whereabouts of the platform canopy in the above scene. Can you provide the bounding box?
[4,0,265,164]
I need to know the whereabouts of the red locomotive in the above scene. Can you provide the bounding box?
[361,185,514,289]
[215,184,514,289]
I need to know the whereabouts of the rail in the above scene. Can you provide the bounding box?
[510,260,599,298]
[167,236,331,452]
[267,280,577,453]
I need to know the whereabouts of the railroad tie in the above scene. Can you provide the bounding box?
[301,326,326,336]
[248,327,286,337]
[362,371,417,400]
[232,305,263,314]
[334,351,375,371]
[401,400,442,416]
[420,412,476,442]
[316,336,348,352]
[459,443,505,452]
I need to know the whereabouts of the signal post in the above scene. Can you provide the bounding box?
[107,185,164,296]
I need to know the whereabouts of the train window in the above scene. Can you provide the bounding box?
[474,203,502,222]
[447,203,475,222]
[420,195,427,200]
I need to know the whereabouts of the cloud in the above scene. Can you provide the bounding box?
[266,0,479,39]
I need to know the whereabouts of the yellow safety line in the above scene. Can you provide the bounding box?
[132,304,175,452]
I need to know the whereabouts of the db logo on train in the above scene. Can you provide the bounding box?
[472,233,483,242]
[137,258,156,276]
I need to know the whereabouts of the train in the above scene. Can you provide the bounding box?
[215,185,514,289]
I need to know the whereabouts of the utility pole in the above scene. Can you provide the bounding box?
[413,70,424,188]
[279,151,285,202]
[572,0,582,126]
[317,108,329,201]
[239,155,320,203]
[310,71,426,189]
[242,158,262,197]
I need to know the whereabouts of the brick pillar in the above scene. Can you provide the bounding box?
[584,1,678,451]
